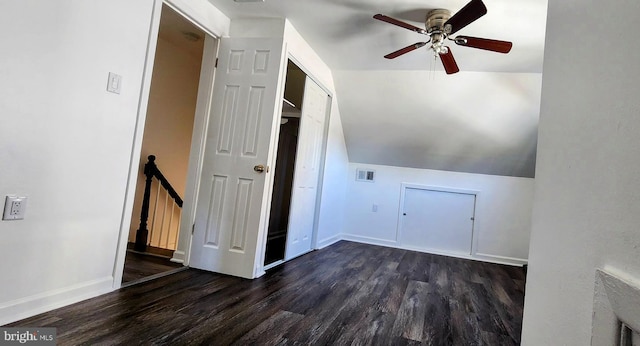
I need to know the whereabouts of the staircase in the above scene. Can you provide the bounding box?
[134,155,183,254]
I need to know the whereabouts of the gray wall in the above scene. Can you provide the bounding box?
[521,1,640,344]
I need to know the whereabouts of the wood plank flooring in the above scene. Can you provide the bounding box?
[8,241,526,345]
[122,251,183,284]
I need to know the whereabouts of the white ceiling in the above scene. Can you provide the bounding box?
[206,0,547,73]
[158,5,205,59]
[204,0,549,177]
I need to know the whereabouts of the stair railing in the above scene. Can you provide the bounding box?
[134,155,183,252]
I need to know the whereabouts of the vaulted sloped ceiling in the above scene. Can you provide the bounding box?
[336,71,541,177]
[206,0,548,178]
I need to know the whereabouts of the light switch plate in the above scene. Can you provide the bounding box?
[107,72,122,94]
[3,195,27,220]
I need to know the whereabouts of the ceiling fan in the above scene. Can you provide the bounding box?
[373,0,512,74]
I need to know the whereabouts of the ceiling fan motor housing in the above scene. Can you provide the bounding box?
[426,9,451,34]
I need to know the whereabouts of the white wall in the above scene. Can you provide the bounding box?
[0,0,156,324]
[521,1,640,344]
[315,97,349,248]
[344,163,534,264]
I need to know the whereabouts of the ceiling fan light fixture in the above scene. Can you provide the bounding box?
[433,45,448,55]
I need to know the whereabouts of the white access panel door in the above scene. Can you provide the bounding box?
[190,37,283,278]
[400,187,476,256]
[285,77,329,260]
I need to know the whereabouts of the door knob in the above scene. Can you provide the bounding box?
[254,164,266,173]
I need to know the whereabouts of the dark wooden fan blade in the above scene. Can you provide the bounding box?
[373,14,427,35]
[455,36,512,53]
[384,42,428,59]
[444,0,487,35]
[439,48,460,74]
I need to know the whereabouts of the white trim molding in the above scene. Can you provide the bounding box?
[0,277,113,325]
[342,234,525,267]
[316,235,342,249]
[474,252,528,266]
[170,250,186,264]
[592,268,640,345]
[113,0,164,290]
[341,234,399,248]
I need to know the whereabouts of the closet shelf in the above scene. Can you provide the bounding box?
[282,98,301,115]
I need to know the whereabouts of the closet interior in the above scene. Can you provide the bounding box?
[264,60,307,266]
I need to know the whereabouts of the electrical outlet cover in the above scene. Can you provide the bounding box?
[3,195,27,220]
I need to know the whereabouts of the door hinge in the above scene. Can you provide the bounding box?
[192,223,195,234]
[215,58,218,68]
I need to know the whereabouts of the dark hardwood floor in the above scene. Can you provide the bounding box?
[122,251,183,284]
[8,241,526,345]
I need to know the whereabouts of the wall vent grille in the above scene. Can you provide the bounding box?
[356,168,375,182]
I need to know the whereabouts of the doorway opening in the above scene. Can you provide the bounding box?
[264,61,306,266]
[264,60,330,268]
[122,4,206,285]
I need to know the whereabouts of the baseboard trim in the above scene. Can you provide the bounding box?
[342,234,526,267]
[120,266,188,288]
[0,277,114,325]
[171,250,186,264]
[341,234,398,247]
[474,252,528,266]
[262,260,284,272]
[316,234,342,249]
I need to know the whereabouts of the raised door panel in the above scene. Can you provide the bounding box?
[285,77,329,260]
[190,37,284,278]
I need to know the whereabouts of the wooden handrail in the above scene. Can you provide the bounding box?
[134,155,183,252]
[153,164,183,208]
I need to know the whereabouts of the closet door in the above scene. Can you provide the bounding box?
[285,77,329,260]
[399,187,476,256]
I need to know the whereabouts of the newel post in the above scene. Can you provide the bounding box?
[134,155,157,252]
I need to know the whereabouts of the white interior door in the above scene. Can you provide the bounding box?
[190,37,283,278]
[400,187,476,256]
[285,77,328,260]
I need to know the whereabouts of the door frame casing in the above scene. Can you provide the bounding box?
[172,32,219,266]
[112,0,227,289]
